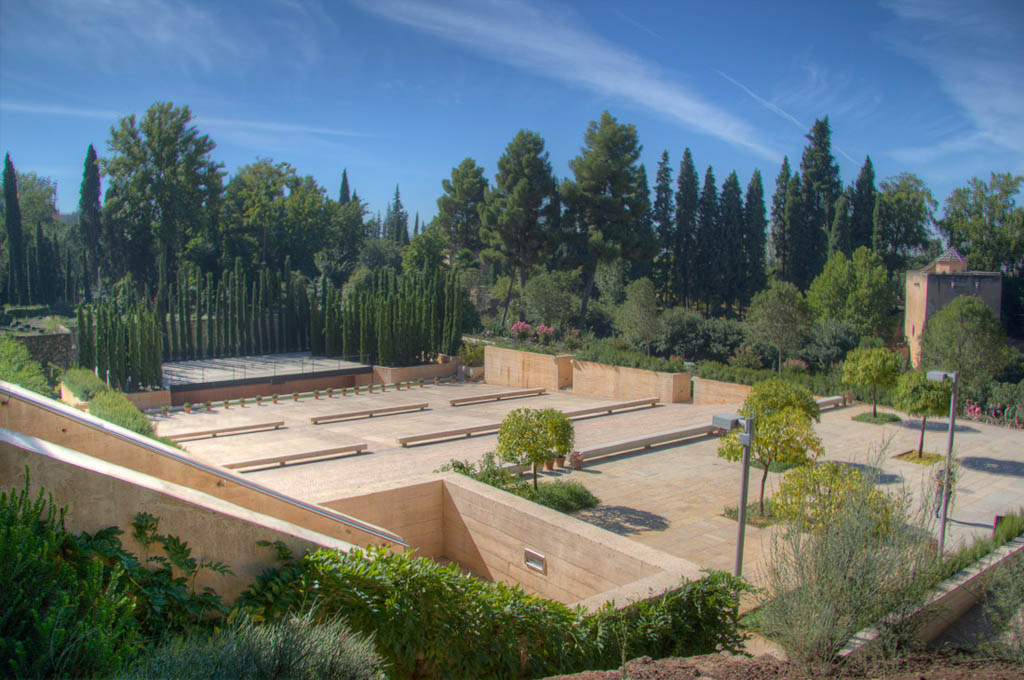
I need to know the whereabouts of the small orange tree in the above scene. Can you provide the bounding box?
[496,408,574,489]
[842,347,903,418]
[894,370,952,458]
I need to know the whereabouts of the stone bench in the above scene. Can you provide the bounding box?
[449,388,546,406]
[169,421,285,442]
[223,442,369,470]
[562,397,659,419]
[816,396,844,410]
[311,402,428,424]
[575,424,716,461]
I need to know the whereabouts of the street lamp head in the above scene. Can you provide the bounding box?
[927,370,959,383]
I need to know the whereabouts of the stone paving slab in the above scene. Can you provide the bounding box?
[153,386,1024,590]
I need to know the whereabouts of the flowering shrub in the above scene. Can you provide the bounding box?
[535,324,554,345]
[963,399,1024,429]
[510,320,532,340]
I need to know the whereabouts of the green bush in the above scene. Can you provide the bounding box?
[0,477,137,678]
[123,613,385,680]
[0,334,51,394]
[456,341,485,366]
[695,361,858,401]
[87,390,156,437]
[238,545,748,679]
[61,366,110,401]
[576,338,689,373]
[534,480,600,513]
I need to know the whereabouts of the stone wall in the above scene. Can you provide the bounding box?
[15,331,76,369]
[373,360,458,385]
[691,377,752,405]
[484,345,573,391]
[572,360,690,403]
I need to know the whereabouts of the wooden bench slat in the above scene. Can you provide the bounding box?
[224,442,369,470]
[311,402,428,424]
[449,388,546,407]
[170,421,285,441]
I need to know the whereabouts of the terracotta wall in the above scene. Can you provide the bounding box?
[691,377,752,405]
[572,360,690,403]
[484,345,573,391]
[0,431,352,602]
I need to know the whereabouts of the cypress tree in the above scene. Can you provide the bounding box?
[4,154,26,305]
[769,156,792,278]
[77,305,94,369]
[694,166,719,312]
[717,171,744,309]
[741,170,768,307]
[250,280,258,355]
[339,169,351,204]
[850,156,876,253]
[782,172,807,287]
[829,193,854,257]
[79,144,102,298]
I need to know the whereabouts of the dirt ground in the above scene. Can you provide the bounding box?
[544,651,1023,680]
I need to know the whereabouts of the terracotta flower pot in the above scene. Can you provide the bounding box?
[544,460,555,471]
[555,456,565,468]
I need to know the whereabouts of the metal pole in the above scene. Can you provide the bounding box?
[735,410,754,578]
[937,372,958,558]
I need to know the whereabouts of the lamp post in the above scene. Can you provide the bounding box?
[926,370,959,558]
[713,410,756,578]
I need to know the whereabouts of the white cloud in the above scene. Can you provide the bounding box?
[349,0,780,160]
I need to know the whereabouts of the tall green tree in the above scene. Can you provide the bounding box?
[562,112,655,328]
[939,172,1023,276]
[717,171,744,308]
[673,148,699,306]
[740,170,767,308]
[103,102,223,288]
[920,295,1009,398]
[850,156,876,252]
[842,347,903,418]
[615,277,659,355]
[829,193,853,257]
[795,117,841,287]
[651,151,675,300]
[806,246,895,339]
[382,185,409,244]
[769,156,791,277]
[3,154,27,305]
[339,168,351,204]
[435,158,488,255]
[746,280,810,371]
[872,173,936,272]
[781,171,807,287]
[79,144,102,299]
[694,166,719,311]
[481,130,560,326]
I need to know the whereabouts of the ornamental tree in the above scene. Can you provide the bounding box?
[773,462,893,534]
[920,295,1009,399]
[842,347,904,418]
[496,408,574,489]
[745,280,810,371]
[894,370,953,458]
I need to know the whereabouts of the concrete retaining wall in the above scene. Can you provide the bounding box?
[373,361,458,385]
[169,371,372,406]
[572,360,690,403]
[691,377,752,405]
[16,331,76,370]
[484,345,573,391]
[0,429,352,602]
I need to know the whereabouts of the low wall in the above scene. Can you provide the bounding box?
[572,361,690,403]
[0,381,406,552]
[326,475,702,608]
[169,368,373,406]
[126,390,171,410]
[17,331,76,370]
[0,429,352,602]
[691,377,752,405]
[484,346,573,391]
[373,361,458,385]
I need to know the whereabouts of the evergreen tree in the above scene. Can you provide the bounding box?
[673,149,699,307]
[383,185,409,244]
[717,171,744,308]
[79,144,102,299]
[651,151,675,301]
[4,154,26,305]
[339,169,351,204]
[829,193,854,256]
[850,156,876,253]
[694,166,719,312]
[782,172,807,287]
[741,170,767,307]
[436,158,488,255]
[796,118,841,288]
[769,156,792,276]
[413,213,420,237]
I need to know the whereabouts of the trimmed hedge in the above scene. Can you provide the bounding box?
[61,367,110,402]
[575,341,689,373]
[87,390,155,438]
[695,361,893,404]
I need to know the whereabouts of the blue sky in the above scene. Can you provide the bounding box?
[1,0,1021,229]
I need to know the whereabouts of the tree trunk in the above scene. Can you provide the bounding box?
[578,268,596,330]
[917,416,927,458]
[777,348,782,372]
[500,267,515,327]
[872,386,877,418]
[532,463,539,490]
[759,463,771,515]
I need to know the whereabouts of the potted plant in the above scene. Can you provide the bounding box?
[368,384,374,393]
[314,389,320,399]
[240,398,246,408]
[161,405,169,416]
[450,375,457,384]
[544,456,555,471]
[293,392,299,401]
[434,377,439,386]
[204,400,212,411]
[183,402,191,414]
[555,453,566,468]
[272,393,279,404]
[342,387,349,396]
[419,378,424,387]
[354,386,360,395]
[381,383,387,392]
[256,394,263,405]
[327,388,334,398]
[224,400,230,409]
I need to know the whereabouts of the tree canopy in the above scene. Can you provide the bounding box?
[746,280,810,371]
[496,408,574,489]
[806,247,895,339]
[842,347,904,417]
[920,295,1009,398]
[939,172,1023,276]
[894,370,952,458]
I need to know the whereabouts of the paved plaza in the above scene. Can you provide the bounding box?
[154,382,1024,588]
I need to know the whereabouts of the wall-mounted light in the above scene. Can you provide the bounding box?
[524,548,546,574]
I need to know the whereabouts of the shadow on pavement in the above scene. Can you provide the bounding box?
[959,457,1024,477]
[833,460,903,485]
[576,505,670,534]
[900,419,979,433]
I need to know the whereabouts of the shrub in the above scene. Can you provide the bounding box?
[123,613,385,680]
[238,545,748,679]
[781,357,809,373]
[772,462,894,533]
[88,390,156,438]
[0,477,137,678]
[534,480,600,513]
[728,343,763,369]
[576,338,689,373]
[61,367,110,401]
[0,334,51,394]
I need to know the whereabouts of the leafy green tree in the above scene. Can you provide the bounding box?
[773,462,892,533]
[522,269,579,331]
[79,145,102,298]
[103,102,224,288]
[3,154,26,305]
[842,347,904,417]
[781,171,807,287]
[435,158,488,255]
[673,148,699,306]
[496,408,574,489]
[746,280,810,371]
[651,151,675,300]
[894,370,952,458]
[872,173,936,272]
[828,193,853,257]
[920,295,1010,398]
[769,156,791,277]
[741,170,767,307]
[789,118,840,290]
[401,225,447,275]
[615,277,659,355]
[562,111,656,328]
[718,379,824,513]
[481,130,560,326]
[939,172,1023,276]
[850,156,876,253]
[806,246,895,338]
[0,335,50,393]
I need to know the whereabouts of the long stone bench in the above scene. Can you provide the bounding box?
[397,398,660,447]
[575,424,717,461]
[310,402,428,424]
[449,388,546,407]
[223,443,369,470]
[816,396,844,410]
[169,421,285,442]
